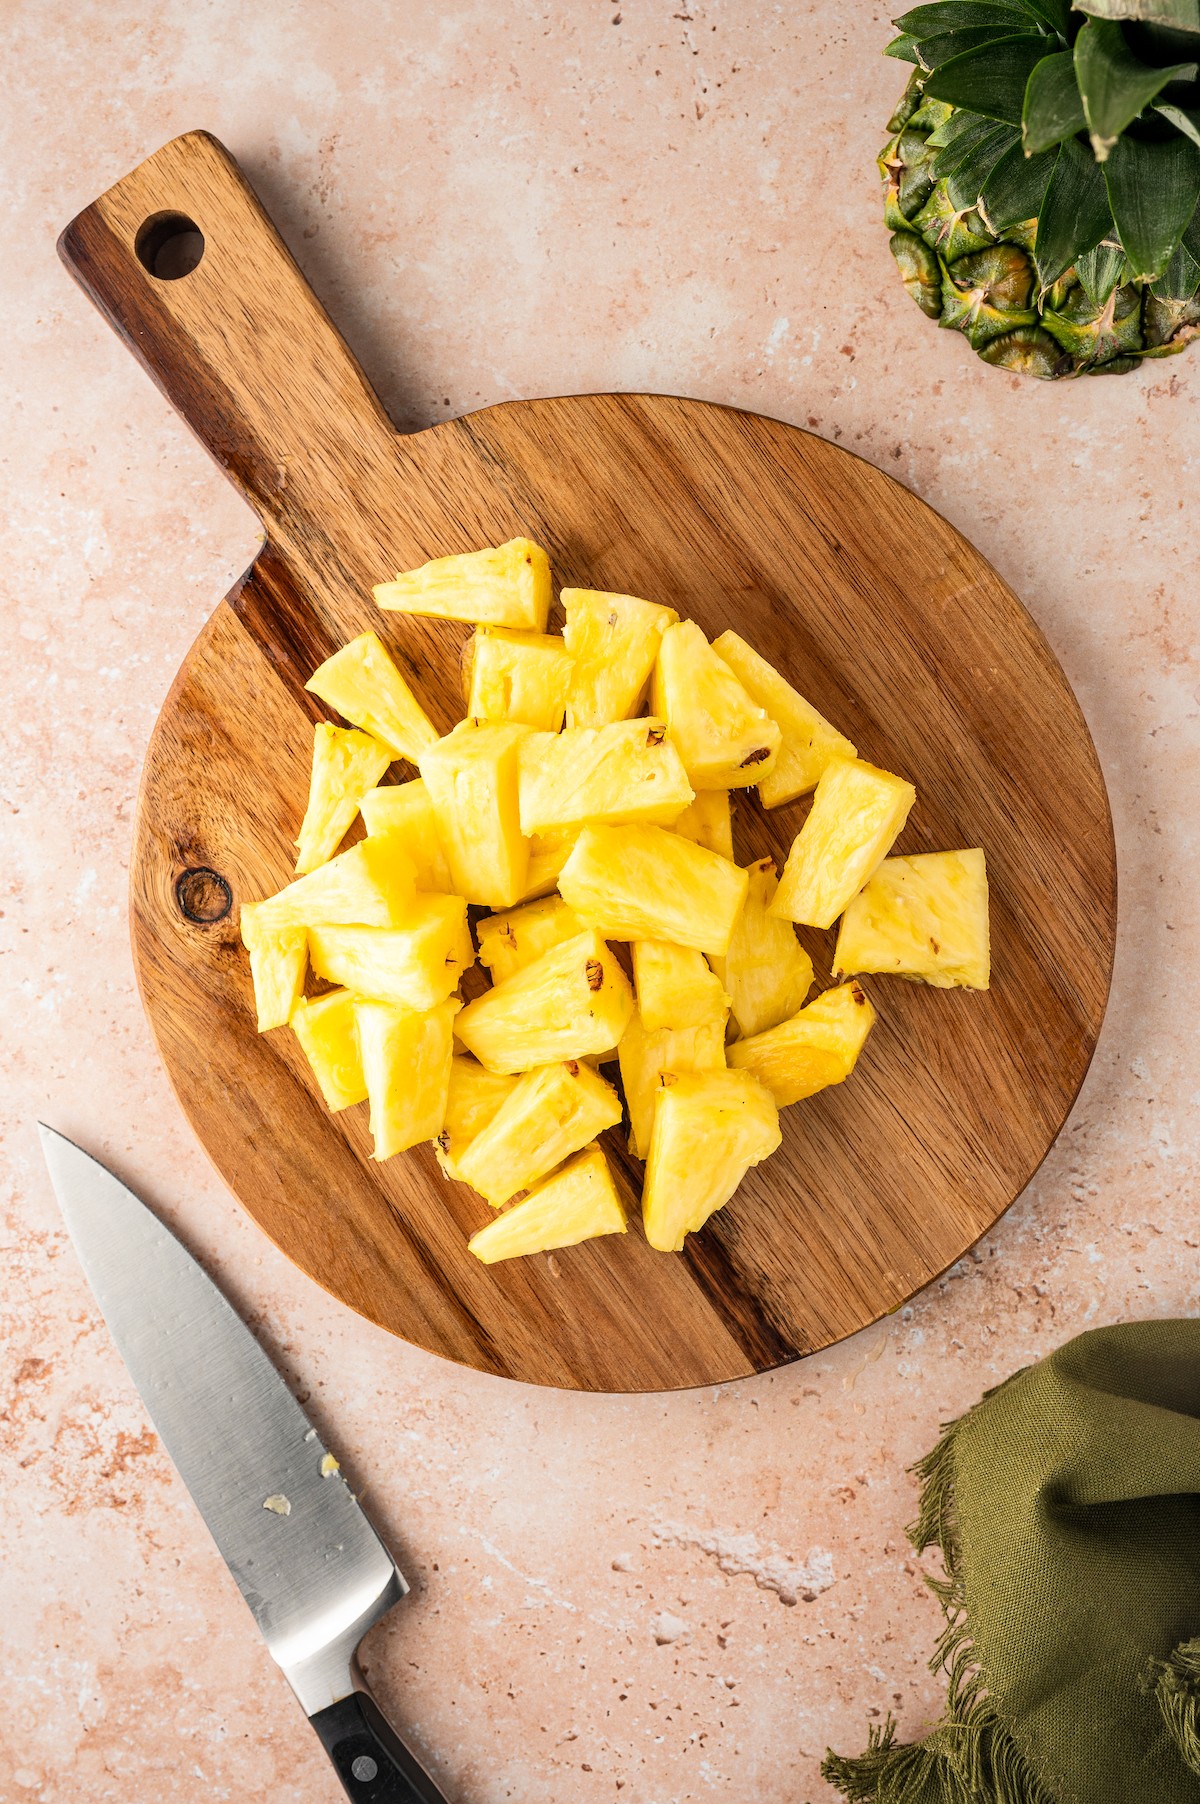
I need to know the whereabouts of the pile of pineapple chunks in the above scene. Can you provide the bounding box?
[241,538,989,1266]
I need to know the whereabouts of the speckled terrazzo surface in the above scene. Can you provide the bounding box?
[3,3,1198,1799]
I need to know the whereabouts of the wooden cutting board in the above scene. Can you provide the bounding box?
[59,131,1116,1393]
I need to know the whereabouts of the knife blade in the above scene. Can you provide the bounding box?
[39,1125,451,1804]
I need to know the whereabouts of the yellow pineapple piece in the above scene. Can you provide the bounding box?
[359,779,454,892]
[711,631,856,807]
[465,626,574,730]
[562,588,678,727]
[834,849,990,989]
[295,723,392,875]
[290,989,367,1111]
[354,996,458,1159]
[651,620,782,790]
[632,940,729,1032]
[517,718,694,837]
[455,930,634,1073]
[240,912,307,1032]
[671,789,733,859]
[642,1069,780,1252]
[468,1144,626,1264]
[455,1059,623,1205]
[305,631,438,763]
[771,759,916,930]
[559,823,749,957]
[727,981,876,1105]
[617,1009,727,1157]
[515,830,579,901]
[308,897,474,1011]
[477,895,585,985]
[436,1056,520,1180]
[418,719,531,907]
[712,859,815,1039]
[251,832,416,931]
[374,538,552,631]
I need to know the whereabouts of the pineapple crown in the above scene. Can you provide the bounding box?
[887,0,1200,290]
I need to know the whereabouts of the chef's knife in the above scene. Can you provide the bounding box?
[38,1125,451,1804]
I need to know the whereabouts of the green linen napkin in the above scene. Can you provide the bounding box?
[823,1321,1200,1803]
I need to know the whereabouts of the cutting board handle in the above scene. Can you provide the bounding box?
[57,130,397,540]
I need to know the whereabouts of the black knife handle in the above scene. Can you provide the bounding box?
[311,1690,451,1803]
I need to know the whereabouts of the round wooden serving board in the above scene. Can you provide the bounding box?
[59,132,1116,1392]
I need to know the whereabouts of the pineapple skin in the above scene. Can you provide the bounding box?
[518,718,694,837]
[374,538,552,632]
[477,895,585,986]
[632,940,730,1032]
[295,722,392,875]
[560,823,750,957]
[468,1144,626,1263]
[252,831,417,931]
[455,929,635,1073]
[355,996,458,1159]
[436,1056,519,1180]
[241,915,307,1032]
[359,779,454,892]
[418,718,532,907]
[642,1068,781,1252]
[308,897,474,1011]
[727,981,876,1106]
[671,789,734,860]
[465,626,575,731]
[651,620,782,790]
[305,631,438,762]
[834,849,990,989]
[713,859,815,1039]
[618,1009,728,1157]
[290,989,368,1111]
[771,758,916,930]
[455,1060,623,1205]
[562,589,678,727]
[711,631,856,808]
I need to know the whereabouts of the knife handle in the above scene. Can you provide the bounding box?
[311,1690,451,1803]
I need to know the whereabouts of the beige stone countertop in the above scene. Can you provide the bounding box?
[3,2,1198,1799]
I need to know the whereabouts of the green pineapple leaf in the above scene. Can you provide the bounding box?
[1034,136,1116,287]
[1011,0,1072,31]
[1022,49,1088,151]
[886,32,924,59]
[925,107,988,149]
[1184,201,1200,259]
[925,36,1060,120]
[930,112,1015,176]
[947,124,1022,205]
[1154,99,1200,148]
[1074,17,1198,158]
[917,23,1044,65]
[894,2,1031,28]
[1073,0,1200,25]
[1075,241,1129,304]
[1103,133,1200,275]
[980,142,1057,226]
[1150,232,1200,297]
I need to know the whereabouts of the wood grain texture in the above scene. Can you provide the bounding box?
[58,132,1116,1392]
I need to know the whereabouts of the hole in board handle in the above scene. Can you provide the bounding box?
[136,212,205,281]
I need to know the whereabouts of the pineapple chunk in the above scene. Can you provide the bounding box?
[359,779,453,892]
[727,981,876,1105]
[559,824,749,957]
[618,1009,728,1157]
[240,914,307,1032]
[305,631,438,762]
[642,1069,781,1252]
[477,895,585,985]
[455,930,634,1073]
[651,620,782,790]
[517,718,694,837]
[295,723,392,875]
[468,1145,626,1263]
[516,830,579,901]
[833,849,990,989]
[290,989,367,1111]
[712,631,856,807]
[712,859,815,1039]
[251,832,416,931]
[418,719,531,907]
[355,996,457,1159]
[465,626,574,731]
[671,789,733,859]
[436,1056,519,1180]
[632,940,729,1032]
[562,588,678,727]
[374,538,552,631]
[308,897,474,1011]
[455,1059,623,1205]
[771,759,916,930]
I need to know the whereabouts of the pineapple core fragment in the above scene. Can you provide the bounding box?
[240,911,307,1033]
[355,996,458,1159]
[651,620,782,790]
[560,823,749,957]
[455,930,634,1073]
[418,719,532,907]
[834,849,990,989]
[517,718,694,837]
[711,631,856,807]
[252,832,417,931]
[290,990,368,1112]
[436,1056,519,1181]
[468,1144,626,1264]
[562,588,678,728]
[712,859,815,1039]
[727,981,876,1106]
[359,779,454,892]
[295,723,392,875]
[632,941,730,1032]
[477,895,585,986]
[308,896,474,1011]
[466,627,574,731]
[374,538,552,632]
[671,789,734,860]
[771,758,916,930]
[455,1059,623,1205]
[618,1009,728,1158]
[642,1069,781,1252]
[305,631,438,763]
